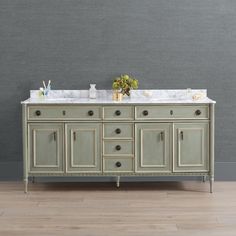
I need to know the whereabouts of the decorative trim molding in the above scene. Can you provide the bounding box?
[0,161,235,180]
[140,128,166,168]
[177,127,204,167]
[70,128,97,168]
[32,128,60,168]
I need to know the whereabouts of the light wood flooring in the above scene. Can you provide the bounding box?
[0,181,236,236]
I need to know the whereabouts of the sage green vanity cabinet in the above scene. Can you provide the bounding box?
[135,123,171,172]
[28,123,64,173]
[173,123,209,172]
[22,101,215,193]
[66,123,102,173]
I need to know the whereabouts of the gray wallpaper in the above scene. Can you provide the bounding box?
[0,0,235,179]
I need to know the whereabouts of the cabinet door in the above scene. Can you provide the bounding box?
[135,123,171,172]
[28,123,64,173]
[174,123,209,172]
[66,123,101,173]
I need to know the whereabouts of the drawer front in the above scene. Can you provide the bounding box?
[103,123,134,139]
[28,106,101,120]
[103,140,134,156]
[135,105,209,120]
[103,157,134,172]
[103,106,134,120]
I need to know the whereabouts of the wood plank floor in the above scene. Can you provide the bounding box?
[0,181,236,236]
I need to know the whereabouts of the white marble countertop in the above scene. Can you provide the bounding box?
[21,90,216,104]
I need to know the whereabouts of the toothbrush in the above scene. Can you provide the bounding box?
[47,80,51,89]
[43,81,47,90]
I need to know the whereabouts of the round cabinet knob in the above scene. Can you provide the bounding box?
[115,145,121,151]
[88,110,94,116]
[115,110,121,116]
[35,110,41,116]
[195,110,202,116]
[116,162,122,167]
[143,110,148,116]
[115,128,121,134]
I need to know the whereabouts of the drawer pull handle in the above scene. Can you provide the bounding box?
[143,110,148,116]
[115,128,121,134]
[53,132,57,141]
[180,131,184,140]
[115,145,121,151]
[160,132,164,141]
[195,110,201,116]
[170,110,173,115]
[35,110,41,116]
[88,110,94,116]
[62,110,66,116]
[73,132,76,141]
[116,162,122,167]
[115,110,121,116]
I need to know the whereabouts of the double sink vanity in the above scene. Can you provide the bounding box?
[21,90,215,193]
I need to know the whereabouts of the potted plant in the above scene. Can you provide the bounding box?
[112,75,138,101]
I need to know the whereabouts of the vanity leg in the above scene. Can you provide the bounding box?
[202,176,207,182]
[116,176,120,188]
[210,176,214,193]
[209,104,215,194]
[24,178,28,193]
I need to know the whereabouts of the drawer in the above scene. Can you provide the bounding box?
[103,140,134,156]
[103,123,134,139]
[135,105,209,120]
[103,157,134,172]
[28,105,101,120]
[103,106,134,120]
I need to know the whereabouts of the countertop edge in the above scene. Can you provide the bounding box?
[21,100,216,105]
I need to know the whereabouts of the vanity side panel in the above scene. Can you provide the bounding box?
[210,104,215,192]
[22,104,28,192]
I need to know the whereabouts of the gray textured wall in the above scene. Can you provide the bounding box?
[0,0,235,180]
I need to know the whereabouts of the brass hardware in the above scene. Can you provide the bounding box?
[115,145,121,151]
[115,110,121,116]
[116,162,122,167]
[88,110,94,116]
[180,131,184,140]
[35,110,41,116]
[170,110,173,115]
[115,128,121,134]
[143,110,148,116]
[62,110,66,116]
[195,109,201,116]
[73,132,76,141]
[160,132,164,141]
[53,132,56,141]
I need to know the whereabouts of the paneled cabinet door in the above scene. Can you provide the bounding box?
[66,123,102,173]
[135,123,171,172]
[28,123,64,173]
[173,123,209,172]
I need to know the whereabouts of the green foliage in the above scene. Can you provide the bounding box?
[112,75,139,96]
